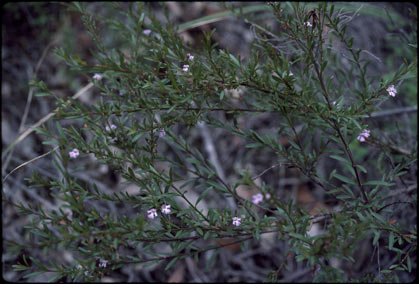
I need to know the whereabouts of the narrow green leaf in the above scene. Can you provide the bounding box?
[370,211,387,225]
[388,232,395,250]
[245,143,262,148]
[176,5,272,33]
[196,187,212,206]
[355,164,367,174]
[207,180,228,193]
[132,132,144,143]
[333,173,357,185]
[356,211,365,222]
[203,231,211,240]
[342,184,355,197]
[219,90,225,101]
[289,232,307,242]
[364,180,393,186]
[330,155,351,165]
[23,271,45,279]
[336,194,352,200]
[164,256,179,271]
[48,273,63,282]
[229,54,241,67]
[372,230,381,246]
[42,140,60,146]
[407,255,411,272]
[253,227,260,240]
[35,92,51,97]
[12,264,30,271]
[23,254,29,266]
[329,169,337,181]
[287,139,300,150]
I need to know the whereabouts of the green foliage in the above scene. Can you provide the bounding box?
[5,2,416,282]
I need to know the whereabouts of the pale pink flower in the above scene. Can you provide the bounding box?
[186,53,194,61]
[158,129,166,137]
[142,29,152,35]
[93,73,103,80]
[105,124,117,132]
[161,204,171,214]
[232,217,241,226]
[98,259,108,268]
[252,193,264,205]
[69,148,79,159]
[182,65,189,72]
[265,193,271,199]
[147,208,158,219]
[386,85,397,97]
[357,129,370,142]
[153,128,166,137]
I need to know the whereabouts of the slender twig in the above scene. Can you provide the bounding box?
[2,146,59,184]
[116,235,254,267]
[196,120,237,209]
[296,12,369,204]
[2,82,94,160]
[70,106,271,118]
[376,201,415,214]
[2,38,58,176]
[251,162,292,181]
[369,105,417,118]
[167,131,258,220]
[379,184,417,200]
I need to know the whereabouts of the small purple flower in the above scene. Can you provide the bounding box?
[161,204,171,215]
[69,148,79,159]
[304,21,312,27]
[105,124,117,132]
[98,259,108,268]
[158,129,166,137]
[182,65,189,72]
[186,53,194,61]
[232,217,241,227]
[386,85,397,97]
[147,208,158,219]
[84,271,89,276]
[143,29,152,35]
[265,193,271,199]
[357,129,370,142]
[289,71,294,76]
[76,264,83,270]
[93,73,103,80]
[252,193,264,205]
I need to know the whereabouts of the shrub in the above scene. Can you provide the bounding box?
[4,2,417,282]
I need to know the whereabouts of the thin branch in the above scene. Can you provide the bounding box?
[251,162,291,181]
[369,105,417,118]
[2,146,59,184]
[119,235,254,265]
[2,38,59,176]
[2,82,94,160]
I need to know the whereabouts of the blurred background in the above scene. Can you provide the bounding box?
[2,2,417,282]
